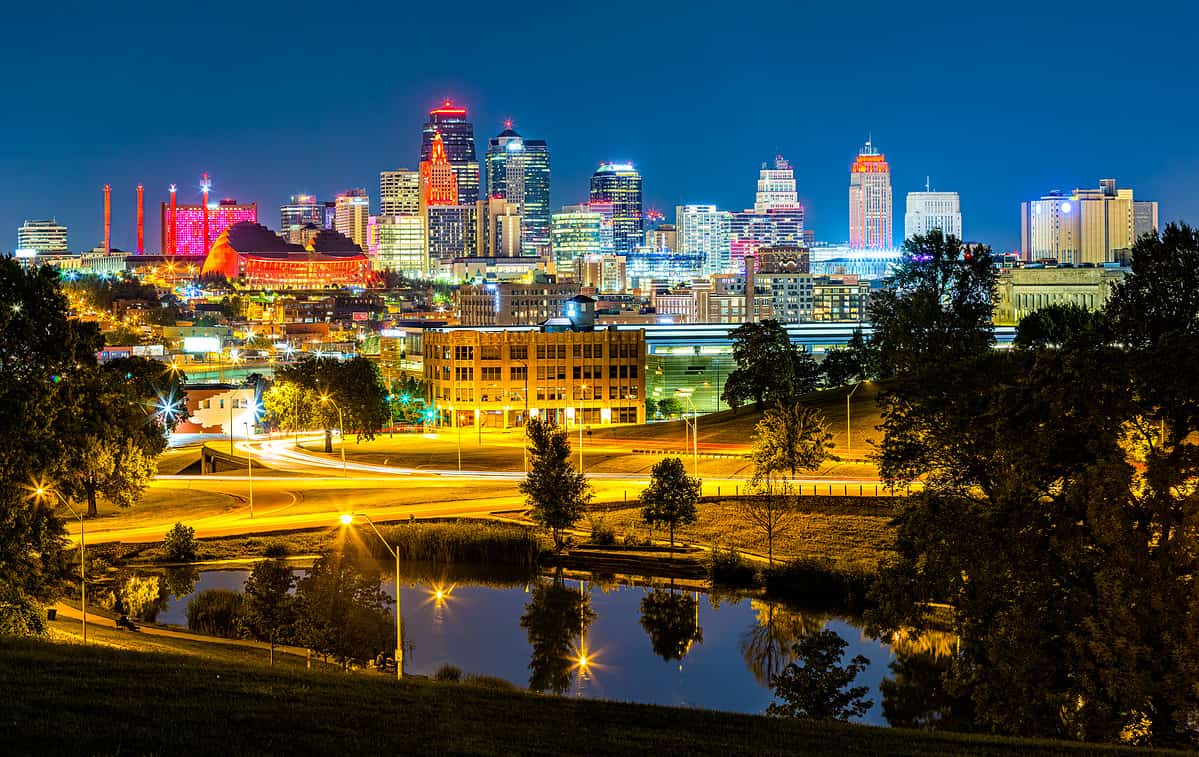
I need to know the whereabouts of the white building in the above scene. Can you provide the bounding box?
[380,170,420,216]
[334,189,370,249]
[1020,178,1158,264]
[904,191,962,242]
[676,204,732,275]
[754,155,800,213]
[17,219,68,254]
[374,215,426,277]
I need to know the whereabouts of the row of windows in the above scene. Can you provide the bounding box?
[437,342,641,362]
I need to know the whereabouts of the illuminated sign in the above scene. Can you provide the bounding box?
[183,336,220,353]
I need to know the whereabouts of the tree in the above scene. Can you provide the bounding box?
[186,589,244,638]
[293,549,394,670]
[262,381,317,441]
[162,522,197,562]
[1106,223,1199,346]
[640,457,701,549]
[639,588,702,661]
[655,396,683,419]
[868,230,996,378]
[722,320,821,410]
[740,601,828,687]
[751,401,836,481]
[1014,303,1103,349]
[767,629,873,721]
[241,559,296,665]
[519,418,591,553]
[738,475,796,567]
[276,356,388,452]
[820,347,860,388]
[519,575,596,694]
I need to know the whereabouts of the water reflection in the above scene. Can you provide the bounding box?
[519,572,597,695]
[639,588,702,663]
[739,600,829,687]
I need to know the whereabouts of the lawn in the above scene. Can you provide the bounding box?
[0,636,1173,756]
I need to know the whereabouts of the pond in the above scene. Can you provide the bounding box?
[147,564,938,726]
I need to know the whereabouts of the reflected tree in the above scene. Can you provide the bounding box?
[520,575,596,694]
[739,600,827,687]
[767,628,872,721]
[881,650,974,731]
[639,588,702,662]
[293,549,394,670]
[162,566,199,599]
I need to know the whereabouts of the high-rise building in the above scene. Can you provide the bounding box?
[754,155,800,213]
[334,189,370,249]
[645,223,677,253]
[323,201,336,230]
[280,195,324,244]
[477,197,523,258]
[485,121,550,255]
[420,99,479,205]
[849,139,893,249]
[904,190,962,242]
[17,219,68,254]
[161,197,257,256]
[426,205,477,264]
[374,215,426,277]
[589,163,643,254]
[420,132,459,208]
[676,204,732,274]
[729,208,805,269]
[551,205,605,271]
[380,170,420,216]
[573,255,627,293]
[1020,178,1157,264]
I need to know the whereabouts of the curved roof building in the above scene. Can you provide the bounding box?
[200,221,371,288]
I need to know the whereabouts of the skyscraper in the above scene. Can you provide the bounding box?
[334,189,370,249]
[420,133,458,207]
[754,155,799,213]
[280,195,324,244]
[477,197,522,258]
[379,170,420,216]
[551,205,605,271]
[1020,178,1156,264]
[676,205,732,274]
[904,190,962,242]
[420,99,479,205]
[485,121,550,255]
[17,219,68,254]
[589,163,643,254]
[849,140,893,249]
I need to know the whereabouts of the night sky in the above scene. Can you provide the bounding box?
[3,1,1195,254]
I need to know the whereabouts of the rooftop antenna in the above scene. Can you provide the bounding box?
[926,176,931,192]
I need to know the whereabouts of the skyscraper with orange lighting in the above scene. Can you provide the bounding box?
[420,99,479,205]
[848,139,892,249]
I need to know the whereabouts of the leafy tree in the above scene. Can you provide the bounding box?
[186,589,244,638]
[767,629,872,721]
[738,475,796,567]
[163,522,197,562]
[820,347,861,388]
[241,559,296,665]
[752,401,836,480]
[722,320,820,410]
[868,230,996,378]
[276,356,388,452]
[293,549,394,670]
[640,457,701,549]
[1106,223,1199,346]
[263,381,317,441]
[519,575,596,694]
[655,396,683,419]
[162,566,198,599]
[639,589,702,661]
[1014,303,1103,349]
[114,573,168,622]
[387,375,428,424]
[519,418,591,553]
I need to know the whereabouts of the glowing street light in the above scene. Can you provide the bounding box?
[338,513,402,679]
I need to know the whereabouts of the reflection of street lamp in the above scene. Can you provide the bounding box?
[319,394,347,478]
[338,513,402,679]
[34,485,86,645]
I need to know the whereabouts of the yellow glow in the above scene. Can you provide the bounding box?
[339,513,354,526]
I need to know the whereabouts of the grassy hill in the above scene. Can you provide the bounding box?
[0,636,1172,756]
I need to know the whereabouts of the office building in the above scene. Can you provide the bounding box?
[645,223,677,253]
[333,189,370,250]
[161,198,257,256]
[904,190,962,242]
[676,204,732,274]
[420,99,480,205]
[380,170,421,216]
[573,254,627,293]
[374,215,426,277]
[485,121,551,255]
[17,219,68,254]
[994,264,1128,325]
[754,155,800,213]
[1020,178,1157,264]
[729,207,805,268]
[426,205,477,264]
[280,195,324,245]
[477,197,523,258]
[551,205,605,271]
[849,139,893,249]
[811,276,872,322]
[455,282,580,326]
[589,163,643,253]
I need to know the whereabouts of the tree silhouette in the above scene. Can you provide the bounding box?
[639,588,702,662]
[520,576,595,694]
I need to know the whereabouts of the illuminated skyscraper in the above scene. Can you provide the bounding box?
[1020,178,1157,264]
[379,170,420,216]
[676,204,732,274]
[280,195,324,244]
[589,163,643,254]
[904,190,962,242]
[477,197,522,258]
[551,205,604,271]
[485,121,550,255]
[334,189,370,249]
[848,140,893,249]
[420,132,459,208]
[420,99,479,205]
[17,219,68,254]
[161,195,257,256]
[754,155,799,213]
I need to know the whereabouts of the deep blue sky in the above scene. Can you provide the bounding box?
[3,1,1195,254]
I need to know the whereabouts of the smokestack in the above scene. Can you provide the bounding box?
[103,184,111,254]
[136,184,144,254]
[168,184,177,256]
[744,254,756,323]
[201,172,211,253]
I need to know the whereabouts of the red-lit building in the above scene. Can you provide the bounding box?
[200,221,372,288]
[420,131,458,207]
[161,199,258,256]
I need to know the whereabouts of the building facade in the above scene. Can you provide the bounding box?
[423,325,646,428]
[754,155,800,213]
[904,191,962,242]
[455,282,580,326]
[477,197,522,258]
[334,189,370,250]
[551,205,605,272]
[994,264,1127,325]
[161,199,257,256]
[280,195,324,244]
[676,204,732,274]
[573,255,627,294]
[1020,179,1158,264]
[17,219,68,254]
[420,99,480,205]
[374,215,426,276]
[380,170,421,216]
[484,122,550,255]
[589,163,643,254]
[849,140,892,249]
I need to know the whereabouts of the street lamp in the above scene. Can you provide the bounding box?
[34,485,86,645]
[338,513,403,679]
[674,388,698,476]
[244,422,254,519]
[319,394,347,478]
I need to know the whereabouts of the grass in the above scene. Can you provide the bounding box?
[0,636,1176,756]
[374,520,548,566]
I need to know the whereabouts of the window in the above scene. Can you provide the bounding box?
[480,346,500,360]
[454,345,474,361]
[510,366,527,381]
[454,366,474,381]
[509,345,527,361]
[557,345,566,360]
[536,345,547,359]
[481,366,502,382]
[572,344,582,359]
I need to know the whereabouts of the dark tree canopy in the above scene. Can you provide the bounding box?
[1014,303,1103,349]
[767,629,872,721]
[639,589,702,661]
[1106,223,1199,346]
[722,320,820,410]
[240,559,297,665]
[275,356,388,447]
[640,456,701,548]
[293,549,394,670]
[520,577,596,694]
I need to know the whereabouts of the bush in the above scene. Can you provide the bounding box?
[710,545,757,587]
[0,595,47,637]
[623,533,644,547]
[589,516,616,546]
[434,664,462,682]
[262,540,290,558]
[375,521,546,566]
[187,589,244,638]
[463,674,516,691]
[763,558,874,605]
[163,522,197,563]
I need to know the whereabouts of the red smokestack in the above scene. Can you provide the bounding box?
[103,184,111,253]
[168,184,177,255]
[136,184,144,254]
[201,172,211,252]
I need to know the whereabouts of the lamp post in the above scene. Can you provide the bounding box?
[675,389,698,476]
[319,394,347,478]
[35,486,85,645]
[339,513,402,679]
[846,381,866,456]
[244,422,254,519]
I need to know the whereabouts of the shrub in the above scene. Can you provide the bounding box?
[434,664,462,682]
[463,674,517,691]
[262,540,290,558]
[589,516,616,546]
[623,533,644,547]
[187,589,244,638]
[163,522,197,563]
[375,521,546,566]
[0,595,47,637]
[710,545,757,587]
[763,558,874,605]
